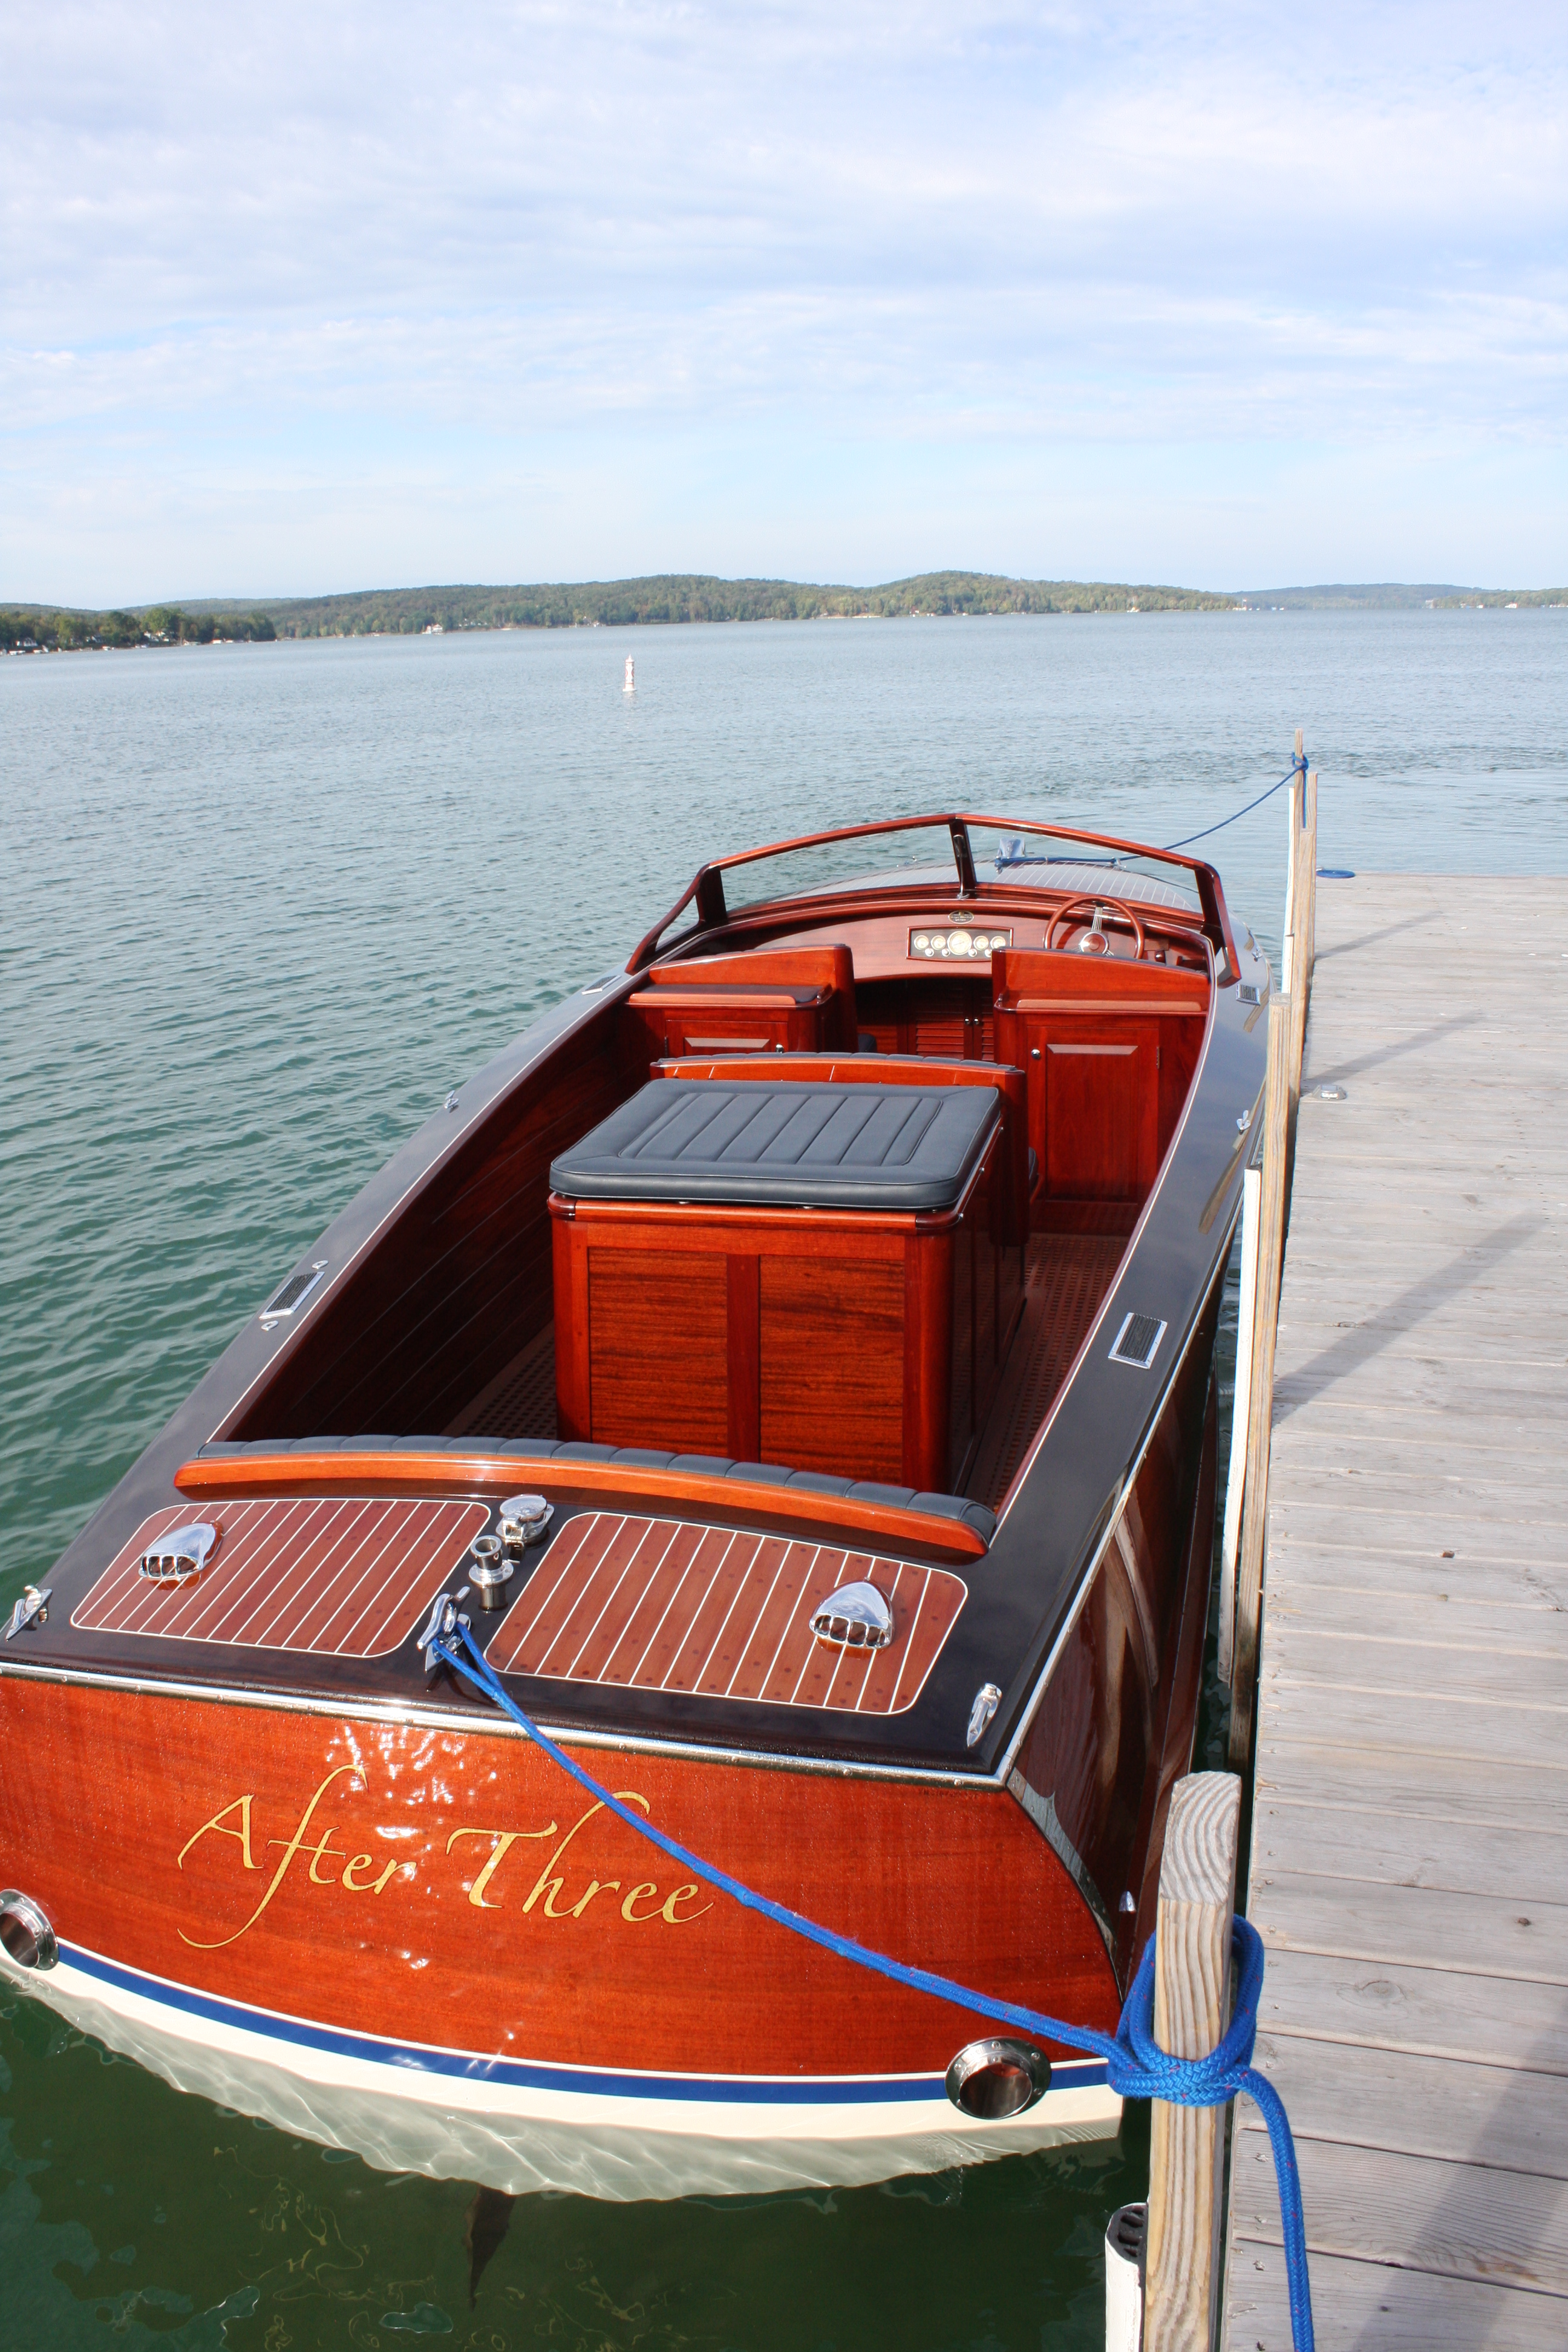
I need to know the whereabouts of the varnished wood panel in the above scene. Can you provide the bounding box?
[994,947,1212,1014]
[1042,1033,1159,1201]
[229,1029,630,1443]
[647,942,859,1050]
[1009,1283,1218,1987]
[758,1254,906,1481]
[0,1676,1117,2079]
[484,1510,967,1716]
[968,1235,1125,1507]
[73,1497,488,1656]
[587,1247,730,1454]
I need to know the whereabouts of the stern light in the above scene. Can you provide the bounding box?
[945,2037,1050,2119]
[0,1892,57,1971]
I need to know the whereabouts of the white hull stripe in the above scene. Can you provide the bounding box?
[59,1942,1109,2107]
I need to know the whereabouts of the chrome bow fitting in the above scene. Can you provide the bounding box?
[418,1587,472,1682]
[4,1586,51,1641]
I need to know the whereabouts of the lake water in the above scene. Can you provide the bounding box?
[2,609,1564,2348]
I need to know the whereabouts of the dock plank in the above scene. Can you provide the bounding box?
[1231,2243,1567,2352]
[1249,1873,1568,1984]
[1233,2137,1568,2295]
[1250,1800,1567,1903]
[1223,874,1568,2352]
[1241,2034,1568,2178]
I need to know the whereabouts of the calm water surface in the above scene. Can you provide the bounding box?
[2,611,1564,2347]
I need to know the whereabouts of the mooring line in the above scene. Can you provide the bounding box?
[434,1622,1315,2351]
[1164,752,1308,852]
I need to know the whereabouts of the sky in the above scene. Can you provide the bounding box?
[5,1,1566,604]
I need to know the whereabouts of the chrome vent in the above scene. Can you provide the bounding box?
[261,1261,327,1326]
[1109,1313,1166,1370]
[809,1581,893,1650]
[1238,983,1260,1005]
[137,1522,218,1584]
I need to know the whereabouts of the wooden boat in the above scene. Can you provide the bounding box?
[0,814,1269,2199]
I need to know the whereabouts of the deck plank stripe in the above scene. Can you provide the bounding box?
[72,1496,486,1657]
[482,1512,965,1716]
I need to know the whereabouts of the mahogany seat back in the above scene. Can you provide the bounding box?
[627,945,860,1062]
[991,950,1210,1232]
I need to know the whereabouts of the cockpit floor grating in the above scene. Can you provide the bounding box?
[447,1324,558,1441]
[966,1235,1126,1510]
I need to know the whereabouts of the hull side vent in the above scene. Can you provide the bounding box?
[1109,1312,1166,1370]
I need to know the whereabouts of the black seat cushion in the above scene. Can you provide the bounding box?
[550,1079,999,1213]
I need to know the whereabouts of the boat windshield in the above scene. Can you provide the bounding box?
[634,813,1235,976]
[964,825,1204,910]
[717,822,962,915]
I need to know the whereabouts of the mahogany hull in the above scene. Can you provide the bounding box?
[0,1287,1220,2196]
[0,1676,1122,2196]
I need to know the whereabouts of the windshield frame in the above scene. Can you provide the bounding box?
[630,812,1239,980]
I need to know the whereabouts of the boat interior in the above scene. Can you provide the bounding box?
[219,828,1221,1528]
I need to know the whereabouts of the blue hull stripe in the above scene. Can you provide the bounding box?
[59,1942,1111,2109]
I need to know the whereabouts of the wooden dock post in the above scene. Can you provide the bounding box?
[1280,732,1304,993]
[1227,995,1289,1765]
[1143,1772,1244,2352]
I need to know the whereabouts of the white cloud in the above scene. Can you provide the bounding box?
[3,1,1566,597]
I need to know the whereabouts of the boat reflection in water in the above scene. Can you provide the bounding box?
[0,814,1267,2199]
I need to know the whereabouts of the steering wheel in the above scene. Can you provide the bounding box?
[1045,893,1146,959]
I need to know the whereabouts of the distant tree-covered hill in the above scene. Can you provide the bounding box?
[0,604,275,652]
[200,571,1239,635]
[5,571,1563,652]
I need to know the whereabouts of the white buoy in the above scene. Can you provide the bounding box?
[624,656,635,693]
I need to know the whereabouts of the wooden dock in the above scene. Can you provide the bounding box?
[1221,873,1568,2348]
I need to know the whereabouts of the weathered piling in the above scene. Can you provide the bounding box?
[1104,1772,1244,2352]
[1144,1774,1243,2349]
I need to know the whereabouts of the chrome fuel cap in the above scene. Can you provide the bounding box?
[498,1495,553,1552]
[469,1534,514,1611]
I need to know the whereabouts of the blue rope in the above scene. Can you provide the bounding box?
[1164,754,1307,851]
[434,1624,1314,2351]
